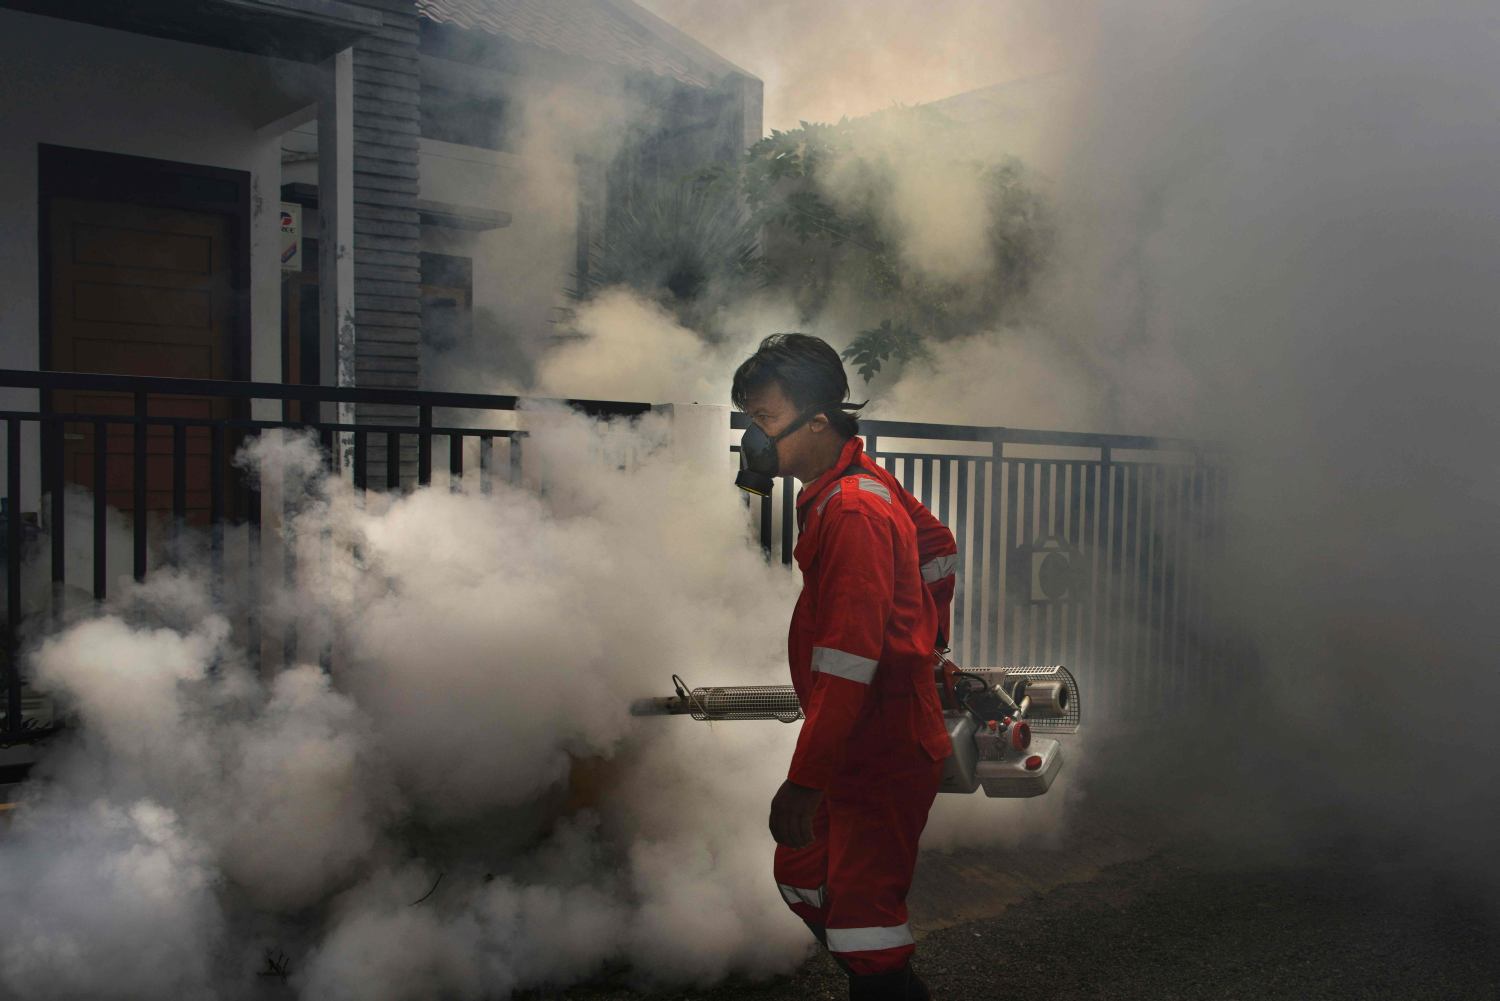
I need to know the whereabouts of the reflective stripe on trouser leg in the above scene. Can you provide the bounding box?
[778,883,826,909]
[774,799,832,930]
[823,754,944,976]
[825,924,915,953]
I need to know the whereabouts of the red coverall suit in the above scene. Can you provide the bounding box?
[773,436,959,975]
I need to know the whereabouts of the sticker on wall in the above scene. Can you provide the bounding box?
[280,203,301,272]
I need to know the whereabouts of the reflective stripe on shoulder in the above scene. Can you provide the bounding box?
[921,553,959,583]
[811,646,878,684]
[814,476,891,516]
[825,924,915,954]
[778,883,826,909]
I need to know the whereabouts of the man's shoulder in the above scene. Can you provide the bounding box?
[812,473,901,523]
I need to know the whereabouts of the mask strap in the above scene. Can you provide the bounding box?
[770,406,822,443]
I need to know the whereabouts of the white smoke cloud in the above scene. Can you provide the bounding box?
[866,329,1106,431]
[535,289,733,404]
[3,415,813,999]
[0,799,222,1000]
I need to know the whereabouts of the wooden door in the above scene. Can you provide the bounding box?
[47,197,234,521]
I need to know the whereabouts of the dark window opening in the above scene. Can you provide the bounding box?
[420,85,512,152]
[420,252,474,354]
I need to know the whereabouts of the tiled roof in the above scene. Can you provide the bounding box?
[415,0,748,88]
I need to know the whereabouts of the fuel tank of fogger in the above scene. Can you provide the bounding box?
[937,712,1062,798]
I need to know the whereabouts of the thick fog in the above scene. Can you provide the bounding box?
[1053,0,1500,872]
[566,0,1500,877]
[8,0,1500,997]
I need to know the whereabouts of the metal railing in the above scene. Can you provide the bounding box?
[733,413,1230,719]
[0,369,1232,743]
[0,369,651,743]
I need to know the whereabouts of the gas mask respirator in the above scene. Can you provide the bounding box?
[735,408,823,496]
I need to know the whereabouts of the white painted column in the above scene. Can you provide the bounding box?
[318,46,356,473]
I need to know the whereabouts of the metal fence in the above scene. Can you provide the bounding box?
[0,369,650,744]
[0,370,1229,743]
[734,413,1231,720]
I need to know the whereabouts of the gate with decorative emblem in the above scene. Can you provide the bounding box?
[735,415,1231,719]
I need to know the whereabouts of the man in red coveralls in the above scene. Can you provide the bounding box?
[731,334,958,1001]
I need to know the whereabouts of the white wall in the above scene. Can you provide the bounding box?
[0,10,321,508]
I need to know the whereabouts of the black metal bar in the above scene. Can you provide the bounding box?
[93,418,106,602]
[996,447,1017,667]
[49,419,65,598]
[1185,461,1206,698]
[479,435,492,494]
[1110,463,1130,714]
[284,457,299,670]
[780,478,794,566]
[245,428,262,674]
[990,455,1005,667]
[937,458,951,533]
[1021,460,1037,665]
[952,459,968,659]
[6,418,23,738]
[0,412,523,440]
[385,432,400,491]
[449,432,463,490]
[1150,465,1167,708]
[509,434,523,486]
[1126,465,1146,714]
[970,457,989,664]
[1169,464,1190,700]
[353,432,368,493]
[172,423,187,533]
[210,423,225,582]
[0,368,653,420]
[1080,461,1099,687]
[133,391,147,582]
[1066,463,1083,666]
[759,491,773,559]
[319,427,335,473]
[418,406,432,487]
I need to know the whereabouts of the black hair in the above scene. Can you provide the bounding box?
[731,333,861,438]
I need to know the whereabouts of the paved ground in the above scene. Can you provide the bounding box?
[541,826,1500,1001]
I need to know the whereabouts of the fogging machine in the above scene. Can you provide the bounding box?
[631,657,1080,798]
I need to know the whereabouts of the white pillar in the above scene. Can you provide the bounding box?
[318,47,356,471]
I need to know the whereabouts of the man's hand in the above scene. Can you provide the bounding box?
[769,779,823,848]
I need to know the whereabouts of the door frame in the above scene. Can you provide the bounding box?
[37,144,253,381]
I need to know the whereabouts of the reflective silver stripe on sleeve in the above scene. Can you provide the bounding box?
[921,553,959,583]
[825,924,915,954]
[778,883,826,909]
[816,476,891,516]
[811,646,879,684]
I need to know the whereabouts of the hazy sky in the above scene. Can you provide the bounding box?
[636,0,1092,132]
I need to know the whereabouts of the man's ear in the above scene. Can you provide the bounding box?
[807,412,829,433]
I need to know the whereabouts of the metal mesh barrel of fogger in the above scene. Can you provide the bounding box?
[689,685,804,722]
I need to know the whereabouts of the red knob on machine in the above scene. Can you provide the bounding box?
[1024,755,1043,771]
[1010,721,1032,751]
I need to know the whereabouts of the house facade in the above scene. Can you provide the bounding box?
[0,0,760,502]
